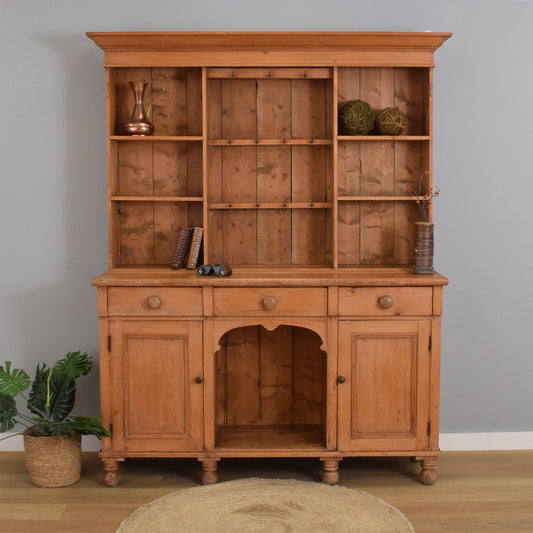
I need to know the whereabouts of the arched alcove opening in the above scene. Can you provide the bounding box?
[214,324,327,451]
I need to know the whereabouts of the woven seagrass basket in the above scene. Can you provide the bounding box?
[23,430,82,487]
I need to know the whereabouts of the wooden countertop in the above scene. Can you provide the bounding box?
[92,267,449,287]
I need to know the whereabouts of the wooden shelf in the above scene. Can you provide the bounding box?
[208,139,332,146]
[338,196,420,202]
[209,202,332,210]
[110,135,203,142]
[215,425,326,451]
[337,135,430,142]
[110,196,203,202]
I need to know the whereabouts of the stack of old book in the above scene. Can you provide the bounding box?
[170,226,203,270]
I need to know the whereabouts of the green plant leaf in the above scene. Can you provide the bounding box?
[0,392,18,432]
[28,366,76,422]
[0,362,31,398]
[27,363,49,417]
[48,374,76,421]
[69,416,111,439]
[53,352,92,379]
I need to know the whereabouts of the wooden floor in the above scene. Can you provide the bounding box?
[0,451,532,532]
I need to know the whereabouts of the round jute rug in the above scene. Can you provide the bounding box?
[116,478,415,532]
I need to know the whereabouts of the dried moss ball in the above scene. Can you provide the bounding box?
[375,107,407,135]
[340,99,375,135]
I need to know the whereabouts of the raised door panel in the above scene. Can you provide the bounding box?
[338,320,430,452]
[108,320,203,452]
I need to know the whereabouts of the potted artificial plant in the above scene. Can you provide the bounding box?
[0,351,110,487]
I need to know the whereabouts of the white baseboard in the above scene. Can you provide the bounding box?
[439,432,533,451]
[1,432,532,452]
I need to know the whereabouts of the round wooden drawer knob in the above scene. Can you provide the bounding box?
[147,295,162,309]
[263,296,277,310]
[377,295,393,309]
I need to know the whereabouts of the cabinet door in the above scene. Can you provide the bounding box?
[338,320,431,452]
[108,320,203,452]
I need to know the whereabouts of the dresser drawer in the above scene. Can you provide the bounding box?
[107,287,202,316]
[338,287,433,316]
[213,288,327,316]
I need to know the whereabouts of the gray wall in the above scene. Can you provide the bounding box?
[1,0,532,434]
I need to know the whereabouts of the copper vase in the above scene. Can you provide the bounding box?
[413,222,434,274]
[123,82,154,136]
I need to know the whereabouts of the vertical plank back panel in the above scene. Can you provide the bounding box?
[208,210,224,264]
[257,79,291,138]
[293,328,325,425]
[292,210,326,265]
[119,203,154,265]
[337,68,361,266]
[394,68,429,136]
[292,146,327,203]
[359,68,394,264]
[291,80,326,138]
[338,202,360,266]
[207,79,222,139]
[257,146,291,202]
[222,211,258,264]
[360,202,394,264]
[337,142,361,196]
[219,80,258,263]
[221,145,257,264]
[225,326,261,425]
[221,79,257,138]
[257,210,292,265]
[256,137,292,264]
[118,143,154,196]
[153,142,188,196]
[260,326,293,424]
[152,67,187,135]
[393,202,418,265]
[221,147,256,202]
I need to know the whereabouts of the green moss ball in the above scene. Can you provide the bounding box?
[375,107,407,135]
[340,100,375,135]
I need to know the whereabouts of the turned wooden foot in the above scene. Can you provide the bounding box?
[320,458,341,485]
[420,457,438,485]
[199,459,219,485]
[102,459,121,487]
